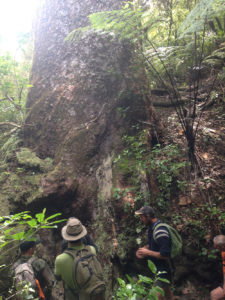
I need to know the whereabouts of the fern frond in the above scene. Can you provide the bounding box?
[178,0,225,37]
[65,26,91,44]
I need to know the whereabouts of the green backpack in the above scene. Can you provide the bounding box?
[65,246,105,296]
[153,223,182,259]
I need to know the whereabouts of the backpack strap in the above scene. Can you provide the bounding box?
[153,223,170,241]
[28,257,36,265]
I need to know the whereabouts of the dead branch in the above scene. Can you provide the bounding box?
[3,127,19,137]
[0,122,21,128]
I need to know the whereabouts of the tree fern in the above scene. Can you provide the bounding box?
[178,0,225,37]
[67,7,145,44]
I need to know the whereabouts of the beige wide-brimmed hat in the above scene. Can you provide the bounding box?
[61,217,87,241]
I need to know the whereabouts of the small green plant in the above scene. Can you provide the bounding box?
[0,209,65,256]
[0,209,65,300]
[113,187,134,200]
[8,281,36,300]
[180,204,225,257]
[199,247,219,260]
[114,260,168,299]
[114,130,187,210]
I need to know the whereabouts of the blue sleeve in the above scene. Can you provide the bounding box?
[154,226,171,257]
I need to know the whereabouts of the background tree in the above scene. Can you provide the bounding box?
[0,33,32,143]
[67,0,225,169]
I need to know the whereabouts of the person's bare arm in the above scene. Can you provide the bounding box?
[136,247,168,260]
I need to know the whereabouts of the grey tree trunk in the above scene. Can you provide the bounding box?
[24,0,153,219]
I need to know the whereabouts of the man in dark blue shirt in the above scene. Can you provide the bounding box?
[135,206,174,300]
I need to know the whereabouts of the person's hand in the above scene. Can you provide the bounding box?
[137,247,150,257]
[210,286,225,299]
[136,249,144,259]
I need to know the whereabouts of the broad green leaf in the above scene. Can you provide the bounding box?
[118,278,126,287]
[0,242,8,249]
[40,225,58,229]
[47,219,66,225]
[153,286,164,294]
[35,212,45,223]
[158,277,170,284]
[147,260,157,274]
[3,227,14,234]
[23,229,36,241]
[138,275,153,284]
[27,219,37,228]
[126,274,134,283]
[45,213,62,221]
[7,232,24,240]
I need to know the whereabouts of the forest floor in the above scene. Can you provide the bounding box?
[153,75,225,300]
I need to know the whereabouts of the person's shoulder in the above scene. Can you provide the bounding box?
[154,223,170,240]
[55,252,72,264]
[13,258,21,267]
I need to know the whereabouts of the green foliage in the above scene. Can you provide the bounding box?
[67,4,144,44]
[203,42,225,68]
[174,203,225,259]
[16,148,53,172]
[0,209,65,255]
[66,0,225,168]
[114,130,186,210]
[0,52,30,123]
[113,187,134,200]
[199,247,219,260]
[0,134,21,161]
[7,281,37,300]
[0,36,32,142]
[178,0,225,37]
[0,210,65,299]
[89,7,144,41]
[112,187,136,213]
[114,260,167,299]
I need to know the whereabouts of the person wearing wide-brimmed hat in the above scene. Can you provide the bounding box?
[54,218,105,300]
[61,219,98,254]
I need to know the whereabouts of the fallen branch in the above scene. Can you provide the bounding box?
[3,127,20,137]
[0,122,21,128]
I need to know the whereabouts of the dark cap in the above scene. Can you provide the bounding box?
[19,241,36,252]
[19,237,40,252]
[135,206,155,217]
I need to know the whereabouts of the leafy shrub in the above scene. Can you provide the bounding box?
[114,130,186,210]
[114,260,168,299]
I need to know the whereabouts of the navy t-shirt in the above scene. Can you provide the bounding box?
[148,220,172,274]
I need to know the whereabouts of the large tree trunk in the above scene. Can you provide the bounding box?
[23,0,155,219]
